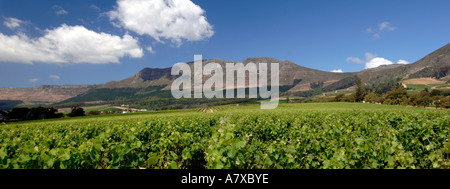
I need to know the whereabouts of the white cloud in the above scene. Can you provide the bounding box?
[366,22,396,39]
[365,57,394,69]
[346,56,364,64]
[53,5,68,15]
[365,57,410,69]
[90,4,101,11]
[347,52,376,64]
[372,33,381,39]
[330,69,343,73]
[3,17,23,29]
[146,46,155,54]
[397,59,409,64]
[29,78,39,83]
[0,24,143,64]
[108,0,214,46]
[379,22,396,31]
[348,52,409,69]
[49,75,60,80]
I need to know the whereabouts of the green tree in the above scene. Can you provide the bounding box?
[409,94,418,106]
[28,107,63,120]
[45,107,64,119]
[432,96,443,109]
[417,88,432,108]
[415,96,431,108]
[430,89,443,97]
[418,89,430,98]
[68,107,85,117]
[353,78,366,102]
[0,110,7,117]
[9,107,30,120]
[364,92,380,103]
[440,96,450,109]
[334,94,345,102]
[87,111,101,116]
[29,107,47,120]
[382,88,408,105]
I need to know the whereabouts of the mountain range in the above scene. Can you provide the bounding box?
[1,43,449,110]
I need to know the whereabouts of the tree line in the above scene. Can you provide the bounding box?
[335,79,450,109]
[0,106,86,122]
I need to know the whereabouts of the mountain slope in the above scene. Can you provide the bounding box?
[1,43,450,108]
[57,57,352,105]
[0,85,96,106]
[357,43,450,84]
[99,57,351,92]
[100,68,175,88]
[406,43,450,79]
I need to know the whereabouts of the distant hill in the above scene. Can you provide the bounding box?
[56,57,352,109]
[99,57,352,91]
[1,43,449,109]
[0,85,96,108]
[357,43,450,84]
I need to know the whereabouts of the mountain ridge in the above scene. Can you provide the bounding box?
[1,43,449,109]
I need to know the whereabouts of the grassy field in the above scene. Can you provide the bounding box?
[0,102,449,169]
[406,83,450,94]
[84,106,123,113]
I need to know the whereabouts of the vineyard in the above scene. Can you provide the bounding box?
[0,102,449,169]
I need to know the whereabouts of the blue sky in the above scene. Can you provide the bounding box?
[0,0,449,88]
